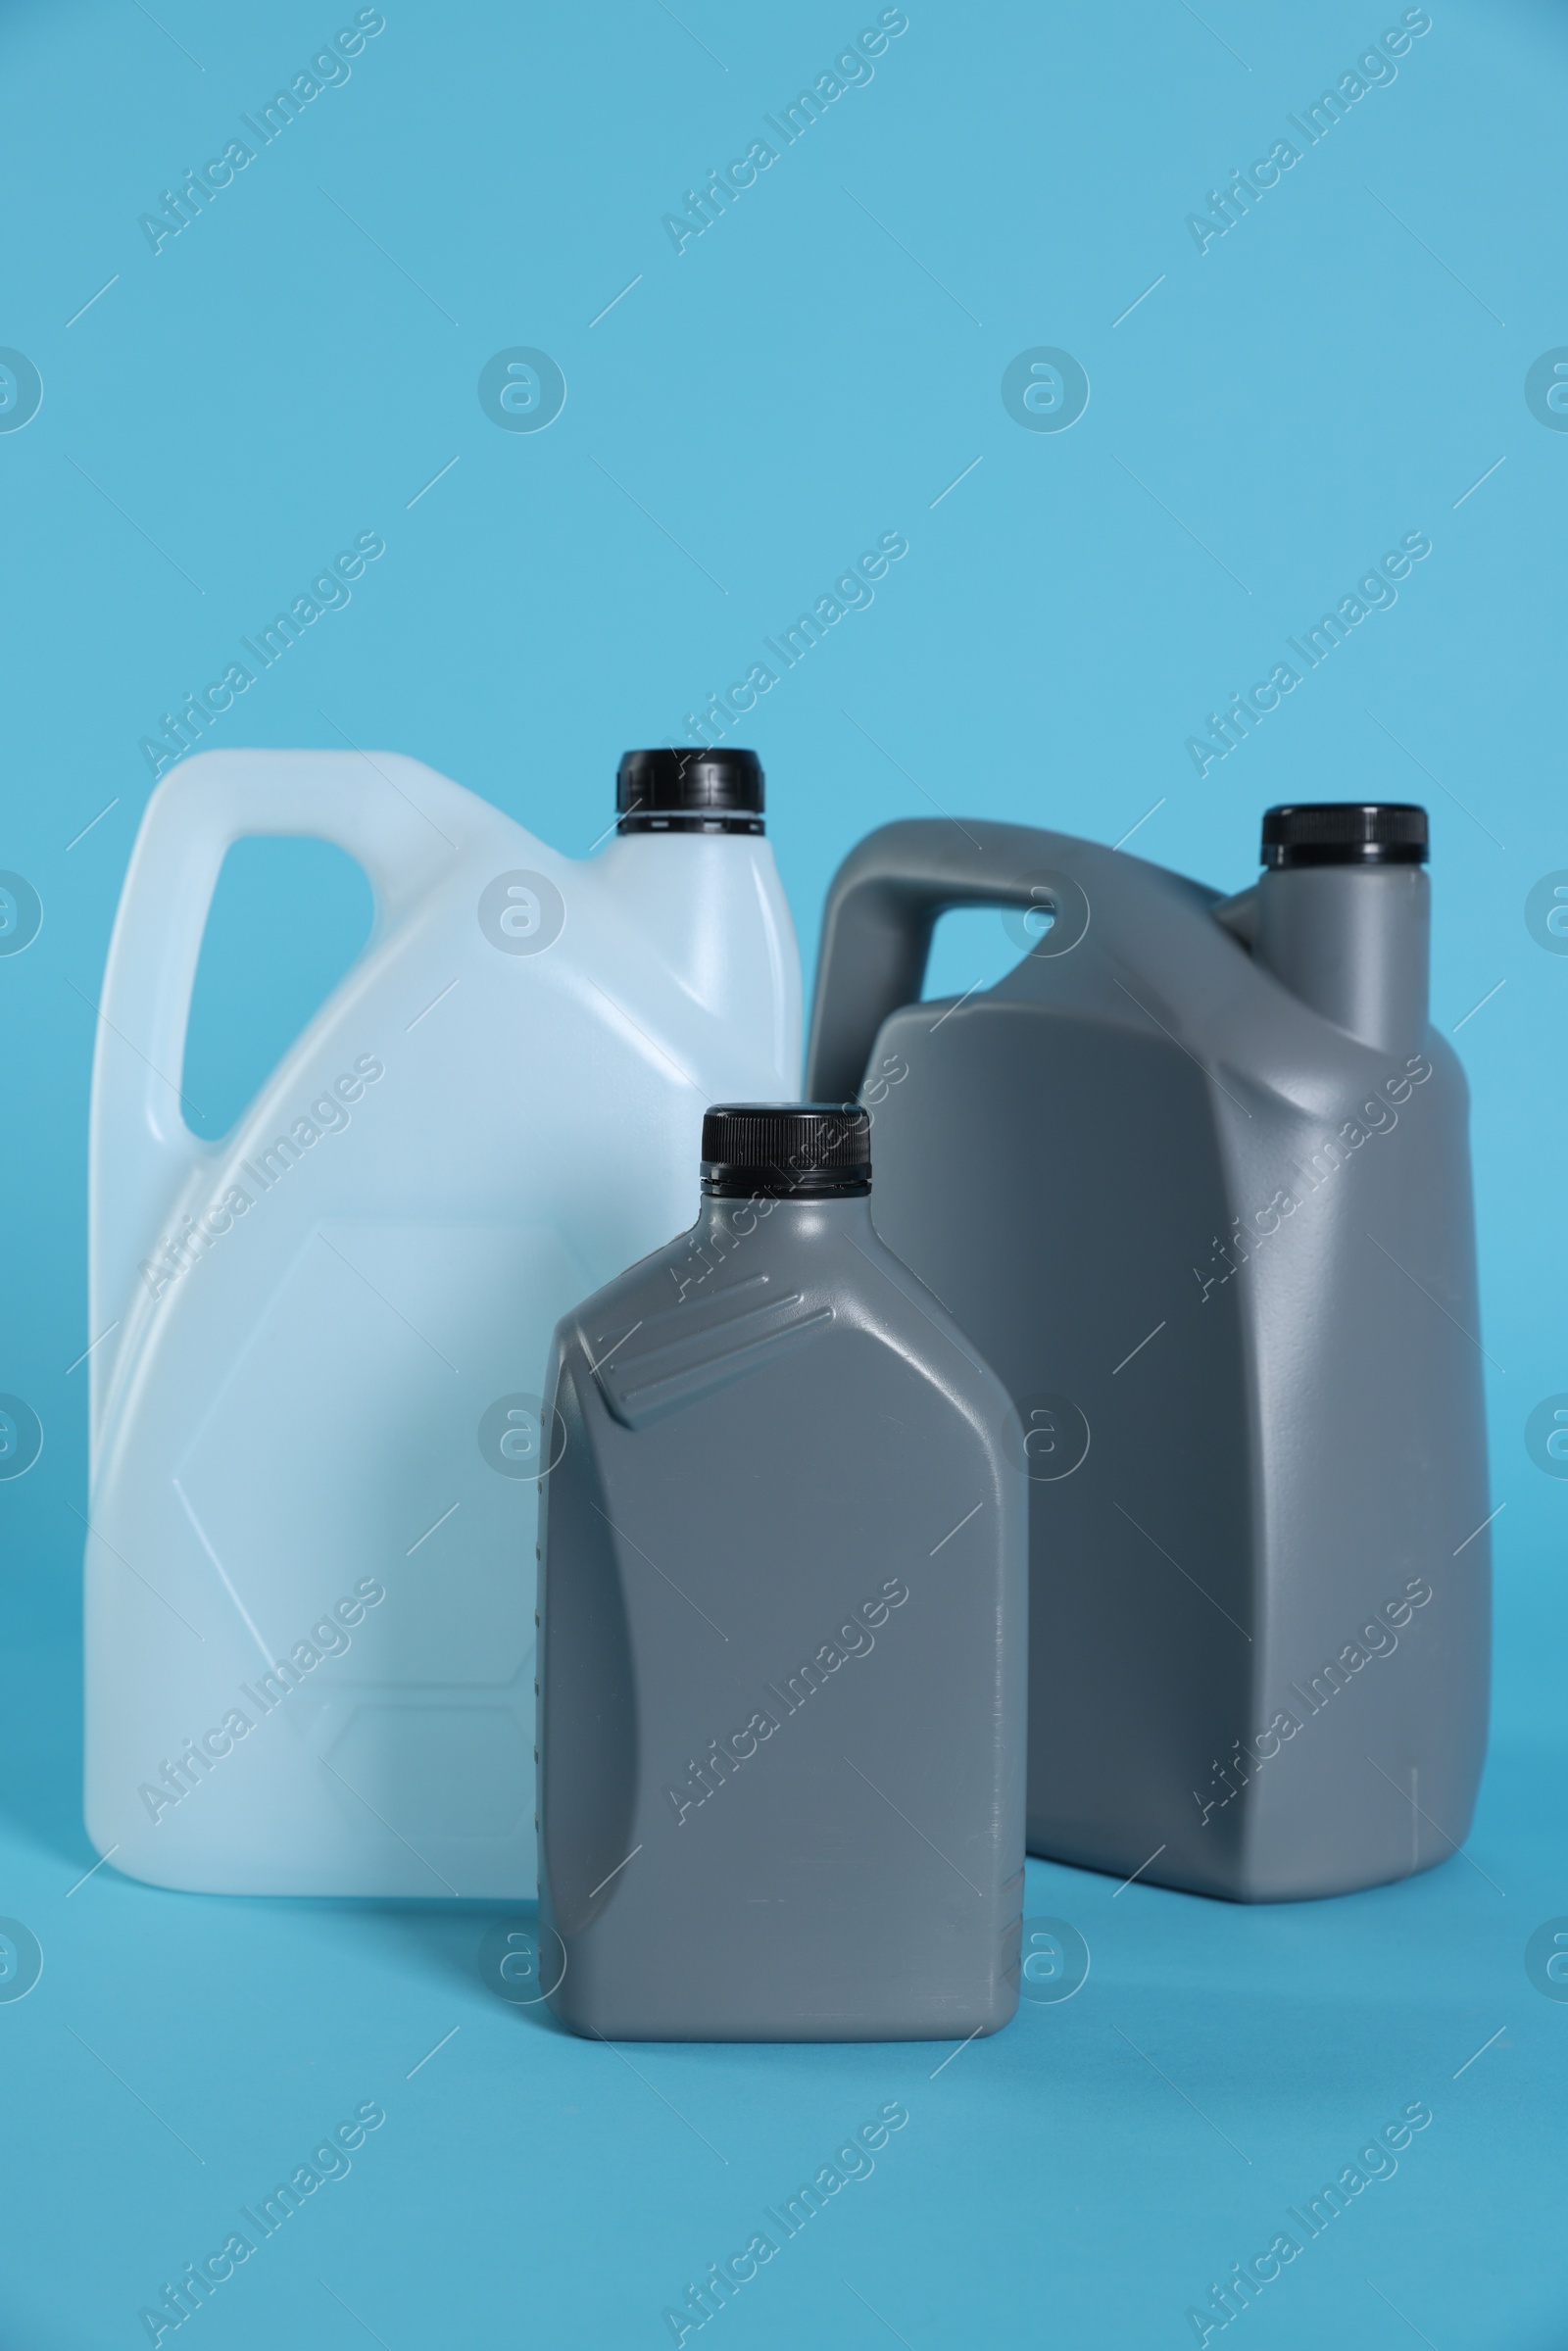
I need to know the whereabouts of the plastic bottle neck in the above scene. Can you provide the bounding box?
[592,826,790,1036]
[695,1190,876,1245]
[1251,863,1430,1057]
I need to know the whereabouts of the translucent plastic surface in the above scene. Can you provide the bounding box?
[84,751,801,1896]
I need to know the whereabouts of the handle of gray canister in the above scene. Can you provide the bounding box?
[805,817,1074,1102]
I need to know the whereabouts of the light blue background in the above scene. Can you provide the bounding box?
[2,2,1565,2343]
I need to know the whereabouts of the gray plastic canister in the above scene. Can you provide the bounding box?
[806,805,1490,1903]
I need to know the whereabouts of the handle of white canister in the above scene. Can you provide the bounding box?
[87,748,470,1453]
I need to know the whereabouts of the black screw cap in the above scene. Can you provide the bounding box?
[1261,803,1428,868]
[616,749,764,835]
[700,1104,871,1199]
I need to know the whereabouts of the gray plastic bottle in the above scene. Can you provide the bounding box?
[806,804,1490,1904]
[536,1104,1027,2038]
